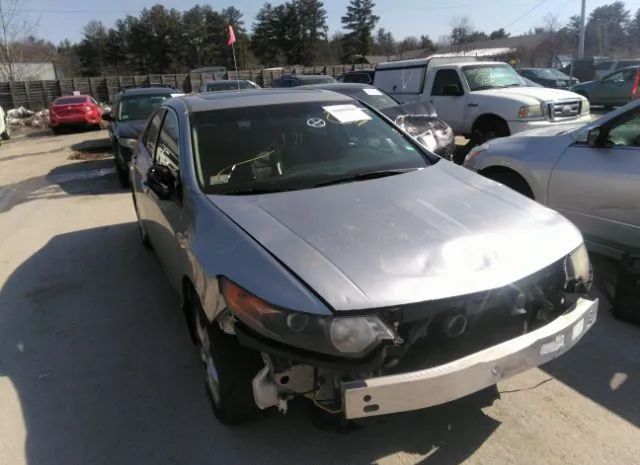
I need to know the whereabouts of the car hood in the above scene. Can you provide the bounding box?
[115,120,146,138]
[474,86,585,103]
[380,101,437,119]
[209,162,583,312]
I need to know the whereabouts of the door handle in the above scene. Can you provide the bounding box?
[468,103,478,107]
[176,231,188,249]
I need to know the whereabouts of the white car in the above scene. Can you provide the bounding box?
[464,99,640,259]
[374,59,591,144]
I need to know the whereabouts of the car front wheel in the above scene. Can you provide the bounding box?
[191,297,262,425]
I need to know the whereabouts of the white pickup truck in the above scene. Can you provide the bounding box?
[374,58,592,144]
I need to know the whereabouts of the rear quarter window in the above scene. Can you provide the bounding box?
[54,97,87,105]
[374,67,426,94]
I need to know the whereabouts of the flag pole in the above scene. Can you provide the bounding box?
[231,42,240,91]
[228,25,240,91]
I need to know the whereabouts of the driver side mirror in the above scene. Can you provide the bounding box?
[587,127,601,147]
[442,84,463,96]
[101,107,113,122]
[146,164,177,200]
[587,127,613,148]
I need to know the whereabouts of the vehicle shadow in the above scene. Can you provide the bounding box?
[540,255,640,427]
[0,158,121,214]
[0,223,499,465]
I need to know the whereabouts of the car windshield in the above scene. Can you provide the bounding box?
[463,64,525,90]
[118,94,170,122]
[191,101,434,195]
[532,69,570,79]
[206,81,255,91]
[54,97,87,105]
[343,88,398,109]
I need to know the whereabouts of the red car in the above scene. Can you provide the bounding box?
[49,95,102,134]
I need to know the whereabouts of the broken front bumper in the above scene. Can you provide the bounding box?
[342,297,598,420]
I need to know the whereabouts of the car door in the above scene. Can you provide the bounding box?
[143,108,185,290]
[132,109,164,237]
[427,68,467,133]
[547,106,640,254]
[591,70,632,106]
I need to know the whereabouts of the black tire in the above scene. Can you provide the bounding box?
[52,126,62,135]
[486,171,534,198]
[116,161,130,189]
[472,118,510,145]
[191,298,262,425]
[1,130,10,140]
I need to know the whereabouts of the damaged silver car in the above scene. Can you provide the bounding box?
[130,89,598,425]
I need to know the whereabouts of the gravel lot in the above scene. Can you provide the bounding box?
[0,129,639,465]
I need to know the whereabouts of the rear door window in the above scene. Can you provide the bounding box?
[431,69,464,95]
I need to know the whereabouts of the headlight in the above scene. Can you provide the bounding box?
[119,137,137,149]
[564,243,592,292]
[518,105,544,119]
[220,278,395,358]
[581,99,590,115]
[464,143,489,165]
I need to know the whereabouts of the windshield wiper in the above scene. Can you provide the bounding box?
[216,185,295,195]
[313,168,420,188]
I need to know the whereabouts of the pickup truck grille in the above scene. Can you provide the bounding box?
[547,100,581,120]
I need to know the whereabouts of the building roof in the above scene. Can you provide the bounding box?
[176,89,352,113]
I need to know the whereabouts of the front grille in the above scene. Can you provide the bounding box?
[381,260,570,374]
[547,100,581,120]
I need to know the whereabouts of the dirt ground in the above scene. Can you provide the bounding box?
[0,129,639,465]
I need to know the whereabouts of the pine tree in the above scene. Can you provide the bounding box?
[341,0,379,63]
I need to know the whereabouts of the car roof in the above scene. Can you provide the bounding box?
[279,74,333,80]
[206,80,252,85]
[118,87,177,97]
[174,89,353,113]
[298,83,376,90]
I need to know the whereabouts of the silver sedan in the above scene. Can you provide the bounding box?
[465,100,640,259]
[130,89,596,425]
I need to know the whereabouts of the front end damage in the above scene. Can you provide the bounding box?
[226,252,598,419]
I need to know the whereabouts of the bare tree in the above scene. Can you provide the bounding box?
[0,0,37,81]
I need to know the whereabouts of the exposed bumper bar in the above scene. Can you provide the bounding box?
[342,297,598,419]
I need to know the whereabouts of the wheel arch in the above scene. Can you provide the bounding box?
[472,113,510,134]
[478,165,535,199]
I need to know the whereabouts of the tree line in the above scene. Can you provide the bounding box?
[2,0,640,79]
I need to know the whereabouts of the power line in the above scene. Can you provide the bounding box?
[502,0,552,30]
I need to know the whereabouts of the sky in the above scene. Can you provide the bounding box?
[20,0,640,45]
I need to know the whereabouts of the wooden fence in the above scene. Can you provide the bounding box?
[0,64,373,111]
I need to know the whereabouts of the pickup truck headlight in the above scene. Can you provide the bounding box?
[564,243,592,292]
[580,100,590,115]
[119,137,137,149]
[220,278,395,358]
[518,105,544,119]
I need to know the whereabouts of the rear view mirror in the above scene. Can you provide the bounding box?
[442,84,463,96]
[587,128,601,147]
[146,164,177,200]
[102,113,113,122]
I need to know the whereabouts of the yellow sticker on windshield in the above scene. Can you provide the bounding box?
[323,104,372,124]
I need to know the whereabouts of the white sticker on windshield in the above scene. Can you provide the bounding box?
[363,88,382,96]
[323,104,372,124]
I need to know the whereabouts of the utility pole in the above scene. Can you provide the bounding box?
[578,0,586,58]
